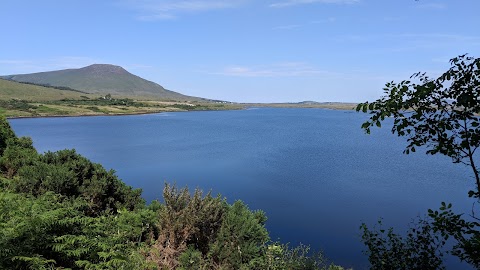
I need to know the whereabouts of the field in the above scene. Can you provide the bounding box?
[0,78,89,101]
[0,79,244,118]
[0,99,243,118]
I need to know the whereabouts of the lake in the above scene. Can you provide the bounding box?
[9,108,474,269]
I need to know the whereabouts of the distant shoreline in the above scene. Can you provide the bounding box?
[6,102,358,120]
[242,102,357,110]
[5,105,242,120]
[6,110,170,120]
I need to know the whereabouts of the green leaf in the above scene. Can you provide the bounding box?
[356,103,363,112]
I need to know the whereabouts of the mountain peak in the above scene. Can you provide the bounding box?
[80,64,129,75]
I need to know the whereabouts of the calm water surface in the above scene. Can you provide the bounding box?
[10,108,473,269]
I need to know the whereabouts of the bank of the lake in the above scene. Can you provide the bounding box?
[1,98,243,119]
[2,97,357,119]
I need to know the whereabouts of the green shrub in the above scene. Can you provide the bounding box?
[0,191,87,269]
[0,115,16,155]
[147,184,226,269]
[0,138,38,178]
[208,200,269,269]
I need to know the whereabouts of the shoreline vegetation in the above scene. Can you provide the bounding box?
[1,97,357,119]
[0,97,243,119]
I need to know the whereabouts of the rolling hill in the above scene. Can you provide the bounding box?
[2,64,201,101]
[0,78,88,101]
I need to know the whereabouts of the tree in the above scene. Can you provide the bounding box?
[0,115,16,155]
[360,218,445,270]
[357,54,480,197]
[357,55,480,267]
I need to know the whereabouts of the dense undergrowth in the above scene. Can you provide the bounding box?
[0,115,345,269]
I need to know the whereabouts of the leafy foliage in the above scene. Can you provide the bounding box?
[146,184,226,269]
[208,200,269,269]
[0,191,87,269]
[357,54,480,196]
[357,55,480,268]
[428,202,480,268]
[0,99,37,113]
[0,114,16,155]
[265,243,331,270]
[53,207,158,270]
[178,246,205,270]
[0,137,38,178]
[12,149,143,215]
[360,219,445,270]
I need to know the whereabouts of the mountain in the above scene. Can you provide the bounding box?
[0,78,86,101]
[2,64,200,101]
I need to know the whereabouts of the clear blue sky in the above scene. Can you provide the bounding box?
[1,0,479,102]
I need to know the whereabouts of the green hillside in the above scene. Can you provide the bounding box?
[0,78,88,101]
[2,64,201,101]
[0,78,239,118]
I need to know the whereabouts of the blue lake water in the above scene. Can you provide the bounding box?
[9,108,474,269]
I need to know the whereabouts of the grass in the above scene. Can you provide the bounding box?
[0,79,91,101]
[1,99,244,118]
[0,79,243,118]
[35,105,68,115]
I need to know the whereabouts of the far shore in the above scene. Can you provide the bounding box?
[5,102,358,119]
[6,110,174,120]
[243,102,357,110]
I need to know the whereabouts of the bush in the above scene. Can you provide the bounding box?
[0,137,38,178]
[8,149,143,215]
[147,184,226,269]
[208,200,269,269]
